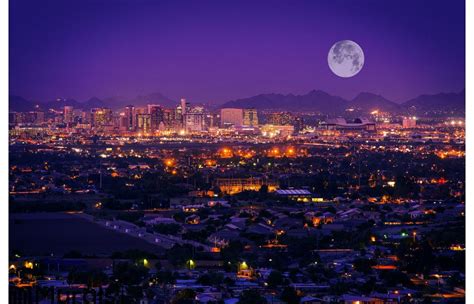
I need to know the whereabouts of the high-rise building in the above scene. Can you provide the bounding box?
[135,107,147,115]
[147,104,164,131]
[162,109,174,126]
[267,112,293,125]
[118,113,128,130]
[243,108,258,127]
[81,110,91,124]
[184,106,205,132]
[9,111,45,125]
[91,108,113,127]
[220,108,243,128]
[33,111,45,124]
[402,117,417,129]
[136,113,151,133]
[63,106,74,124]
[124,105,136,131]
[293,116,304,133]
[176,98,190,127]
[205,113,220,129]
[112,113,122,129]
[180,98,190,116]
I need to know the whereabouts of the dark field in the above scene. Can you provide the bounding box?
[9,213,164,256]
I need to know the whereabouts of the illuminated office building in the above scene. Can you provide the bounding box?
[148,104,164,131]
[220,108,243,127]
[63,106,74,124]
[91,108,113,127]
[124,105,136,131]
[136,113,152,134]
[402,117,417,129]
[184,106,205,132]
[243,108,258,127]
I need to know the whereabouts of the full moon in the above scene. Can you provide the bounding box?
[328,40,364,78]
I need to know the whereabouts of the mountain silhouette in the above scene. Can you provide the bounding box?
[221,90,348,114]
[9,89,465,116]
[348,92,401,113]
[402,90,465,114]
[221,90,398,114]
[220,89,464,115]
[9,92,177,112]
[9,95,37,112]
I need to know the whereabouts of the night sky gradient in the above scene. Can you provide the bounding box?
[9,0,465,104]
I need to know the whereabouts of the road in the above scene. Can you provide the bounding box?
[76,213,212,251]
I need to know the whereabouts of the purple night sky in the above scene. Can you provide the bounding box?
[9,0,465,104]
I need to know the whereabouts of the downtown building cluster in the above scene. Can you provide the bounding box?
[67,99,213,134]
[9,99,307,139]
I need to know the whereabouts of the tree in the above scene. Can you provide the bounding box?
[259,184,269,194]
[113,262,149,285]
[280,287,300,304]
[155,270,175,285]
[267,270,284,288]
[166,244,194,267]
[379,270,411,287]
[353,258,375,274]
[221,241,244,266]
[171,288,196,304]
[67,269,108,287]
[155,261,162,272]
[197,272,224,286]
[126,285,143,301]
[238,289,267,304]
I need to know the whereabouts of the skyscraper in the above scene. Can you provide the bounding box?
[136,113,151,133]
[267,112,293,125]
[91,108,113,127]
[220,108,243,128]
[162,109,174,127]
[80,110,90,124]
[63,106,74,124]
[118,113,128,130]
[125,105,136,131]
[243,108,258,127]
[148,104,164,131]
[180,98,191,115]
[184,106,205,132]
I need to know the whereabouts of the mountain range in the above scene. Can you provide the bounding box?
[220,90,465,115]
[9,89,465,116]
[9,92,177,113]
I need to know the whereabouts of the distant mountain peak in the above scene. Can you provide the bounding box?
[308,89,328,94]
[352,92,389,100]
[403,90,465,113]
[86,96,102,102]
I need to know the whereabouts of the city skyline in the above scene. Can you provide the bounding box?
[10,0,465,103]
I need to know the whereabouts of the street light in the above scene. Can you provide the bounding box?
[186,259,196,270]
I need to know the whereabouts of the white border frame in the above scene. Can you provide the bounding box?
[465,0,471,302]
[1,0,9,301]
[0,0,470,302]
